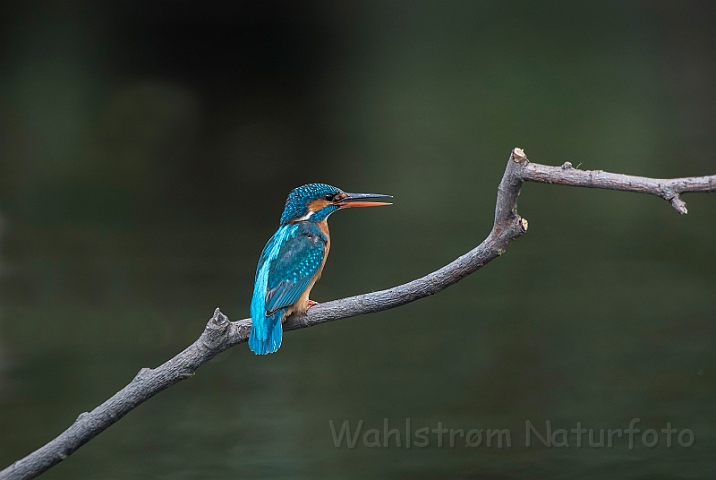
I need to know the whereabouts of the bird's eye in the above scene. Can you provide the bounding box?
[324,193,334,201]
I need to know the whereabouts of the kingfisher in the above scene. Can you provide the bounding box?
[248,183,392,355]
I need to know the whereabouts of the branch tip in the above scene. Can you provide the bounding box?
[512,147,527,163]
[669,194,688,214]
[211,308,229,326]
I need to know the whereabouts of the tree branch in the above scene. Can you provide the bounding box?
[2,149,714,480]
[521,160,716,214]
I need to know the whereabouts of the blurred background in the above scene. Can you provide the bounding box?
[1,0,715,478]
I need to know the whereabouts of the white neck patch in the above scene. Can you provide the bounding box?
[294,210,314,222]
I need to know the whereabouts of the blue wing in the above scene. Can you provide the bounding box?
[249,224,298,354]
[265,224,326,314]
[248,223,326,355]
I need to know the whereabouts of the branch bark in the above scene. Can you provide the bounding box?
[2,149,715,480]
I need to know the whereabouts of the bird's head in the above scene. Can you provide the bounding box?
[279,183,392,225]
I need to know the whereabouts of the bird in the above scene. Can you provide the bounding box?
[248,183,392,355]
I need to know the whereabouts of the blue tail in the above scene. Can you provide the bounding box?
[248,311,283,355]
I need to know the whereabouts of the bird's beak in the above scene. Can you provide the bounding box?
[337,192,393,209]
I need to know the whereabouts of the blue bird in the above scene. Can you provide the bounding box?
[249,183,392,355]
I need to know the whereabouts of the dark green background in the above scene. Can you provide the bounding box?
[1,1,715,478]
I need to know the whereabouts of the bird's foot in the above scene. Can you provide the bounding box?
[307,300,319,309]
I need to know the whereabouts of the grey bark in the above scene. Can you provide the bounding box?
[2,148,715,480]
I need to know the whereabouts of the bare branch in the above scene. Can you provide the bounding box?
[2,149,714,480]
[522,160,716,214]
